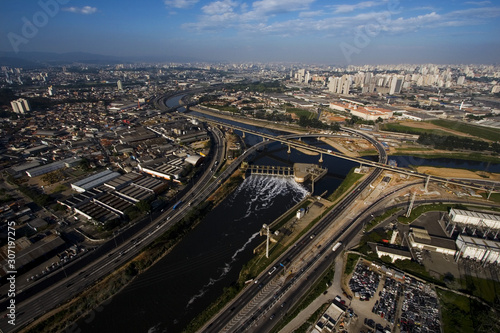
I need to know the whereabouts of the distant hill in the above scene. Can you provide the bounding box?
[0,51,122,67]
[0,51,214,67]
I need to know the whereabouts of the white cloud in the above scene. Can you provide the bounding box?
[62,6,97,14]
[202,0,237,15]
[465,1,491,6]
[164,0,199,9]
[251,0,315,15]
[299,10,324,18]
[332,1,385,14]
[182,0,500,39]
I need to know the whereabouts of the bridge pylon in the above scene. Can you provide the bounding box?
[424,175,431,192]
[319,153,323,163]
[287,144,291,154]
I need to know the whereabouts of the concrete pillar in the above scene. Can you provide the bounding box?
[319,153,323,163]
[287,144,291,154]
[487,187,494,200]
[266,226,270,258]
[450,224,456,236]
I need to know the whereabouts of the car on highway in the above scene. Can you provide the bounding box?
[268,267,277,275]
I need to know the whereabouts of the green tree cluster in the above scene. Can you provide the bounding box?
[418,133,497,152]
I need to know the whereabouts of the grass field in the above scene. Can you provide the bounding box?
[328,168,364,203]
[438,289,475,333]
[344,253,360,275]
[481,192,500,203]
[380,123,451,136]
[286,107,315,119]
[397,203,449,224]
[430,119,500,141]
[392,151,500,163]
[460,275,500,304]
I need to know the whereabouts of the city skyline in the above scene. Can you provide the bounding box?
[1,0,500,65]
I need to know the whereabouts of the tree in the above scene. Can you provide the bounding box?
[136,200,151,213]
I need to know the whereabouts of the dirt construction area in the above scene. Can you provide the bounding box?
[415,166,500,180]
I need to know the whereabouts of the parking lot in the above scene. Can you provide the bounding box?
[345,261,442,333]
[348,263,380,301]
[400,277,441,333]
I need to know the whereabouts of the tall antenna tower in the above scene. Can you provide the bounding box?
[406,192,416,218]
[263,224,270,258]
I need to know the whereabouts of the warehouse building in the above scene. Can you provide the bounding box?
[58,188,104,210]
[93,193,133,216]
[102,172,143,191]
[25,157,82,177]
[407,228,457,256]
[114,176,167,203]
[138,157,185,181]
[71,169,121,193]
[375,244,413,263]
[75,201,120,225]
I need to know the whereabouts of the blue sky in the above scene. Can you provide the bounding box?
[1,0,500,64]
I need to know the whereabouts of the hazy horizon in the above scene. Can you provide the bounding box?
[2,0,500,65]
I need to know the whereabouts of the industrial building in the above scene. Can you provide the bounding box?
[314,301,346,333]
[61,172,168,224]
[58,188,104,210]
[102,172,143,191]
[184,155,204,167]
[75,201,120,224]
[449,208,500,229]
[0,234,66,278]
[407,228,457,256]
[375,244,413,263]
[93,193,134,216]
[25,157,82,177]
[455,235,500,264]
[71,169,121,193]
[138,157,185,181]
[447,208,500,237]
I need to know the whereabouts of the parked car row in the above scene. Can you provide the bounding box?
[373,277,401,325]
[349,263,380,301]
[400,278,441,333]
